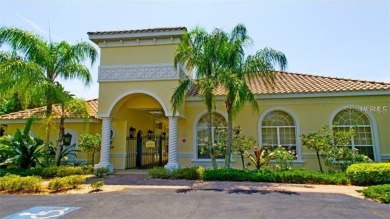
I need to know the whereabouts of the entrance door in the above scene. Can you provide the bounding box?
[126,133,168,169]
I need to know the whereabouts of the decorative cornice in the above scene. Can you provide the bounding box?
[98,63,181,82]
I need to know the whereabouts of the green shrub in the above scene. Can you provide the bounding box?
[0,174,42,193]
[0,119,45,169]
[48,175,86,192]
[277,170,349,185]
[271,146,296,171]
[0,168,43,177]
[0,165,94,178]
[203,168,350,185]
[41,166,81,178]
[80,164,94,174]
[361,184,390,204]
[94,167,109,178]
[324,146,372,172]
[147,167,170,179]
[90,180,104,191]
[172,167,204,180]
[56,166,84,177]
[41,166,59,178]
[346,163,390,186]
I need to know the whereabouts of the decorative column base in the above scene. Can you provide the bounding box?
[94,163,114,173]
[165,162,180,172]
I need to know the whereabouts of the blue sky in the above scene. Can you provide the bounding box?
[1,0,389,100]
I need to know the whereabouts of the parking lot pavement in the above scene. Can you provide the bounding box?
[1,187,389,219]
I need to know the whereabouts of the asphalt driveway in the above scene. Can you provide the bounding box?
[1,187,389,219]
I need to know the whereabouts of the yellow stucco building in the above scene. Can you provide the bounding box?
[1,27,389,172]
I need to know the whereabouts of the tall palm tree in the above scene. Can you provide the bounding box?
[171,27,226,169]
[0,27,97,148]
[218,24,288,168]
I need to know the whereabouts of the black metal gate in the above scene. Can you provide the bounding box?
[126,134,168,169]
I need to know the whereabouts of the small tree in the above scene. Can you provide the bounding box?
[301,125,359,172]
[231,126,256,170]
[301,126,333,172]
[323,129,371,171]
[79,133,101,165]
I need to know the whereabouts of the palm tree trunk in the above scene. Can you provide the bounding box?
[207,102,218,169]
[224,108,233,168]
[44,102,53,164]
[55,116,65,166]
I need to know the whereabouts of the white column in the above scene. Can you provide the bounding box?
[165,116,180,171]
[95,117,113,173]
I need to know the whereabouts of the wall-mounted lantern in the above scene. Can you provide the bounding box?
[63,133,72,146]
[148,130,154,139]
[129,127,136,139]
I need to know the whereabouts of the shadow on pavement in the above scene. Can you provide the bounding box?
[176,188,300,196]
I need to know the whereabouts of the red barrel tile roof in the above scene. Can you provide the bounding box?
[187,71,390,96]
[0,99,98,120]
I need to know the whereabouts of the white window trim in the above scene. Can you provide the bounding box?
[329,105,381,161]
[192,109,228,162]
[258,107,303,162]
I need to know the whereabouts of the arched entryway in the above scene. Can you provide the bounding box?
[110,93,169,169]
[95,91,180,172]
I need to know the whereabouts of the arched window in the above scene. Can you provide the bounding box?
[261,110,297,155]
[333,108,375,160]
[196,112,227,159]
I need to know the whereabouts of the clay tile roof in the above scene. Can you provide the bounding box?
[187,71,390,96]
[87,27,187,35]
[0,99,99,120]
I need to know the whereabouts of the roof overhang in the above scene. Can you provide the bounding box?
[88,28,187,43]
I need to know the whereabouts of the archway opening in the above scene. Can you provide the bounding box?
[110,93,169,169]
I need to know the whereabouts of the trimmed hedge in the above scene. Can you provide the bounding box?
[148,167,170,179]
[361,184,390,204]
[146,167,349,185]
[48,175,86,192]
[203,169,350,185]
[346,163,390,186]
[172,167,204,180]
[0,165,94,178]
[0,174,42,193]
[0,168,43,177]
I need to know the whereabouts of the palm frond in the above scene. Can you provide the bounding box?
[59,63,92,84]
[171,78,193,114]
[255,47,288,71]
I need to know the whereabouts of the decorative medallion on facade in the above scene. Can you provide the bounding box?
[98,63,185,82]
